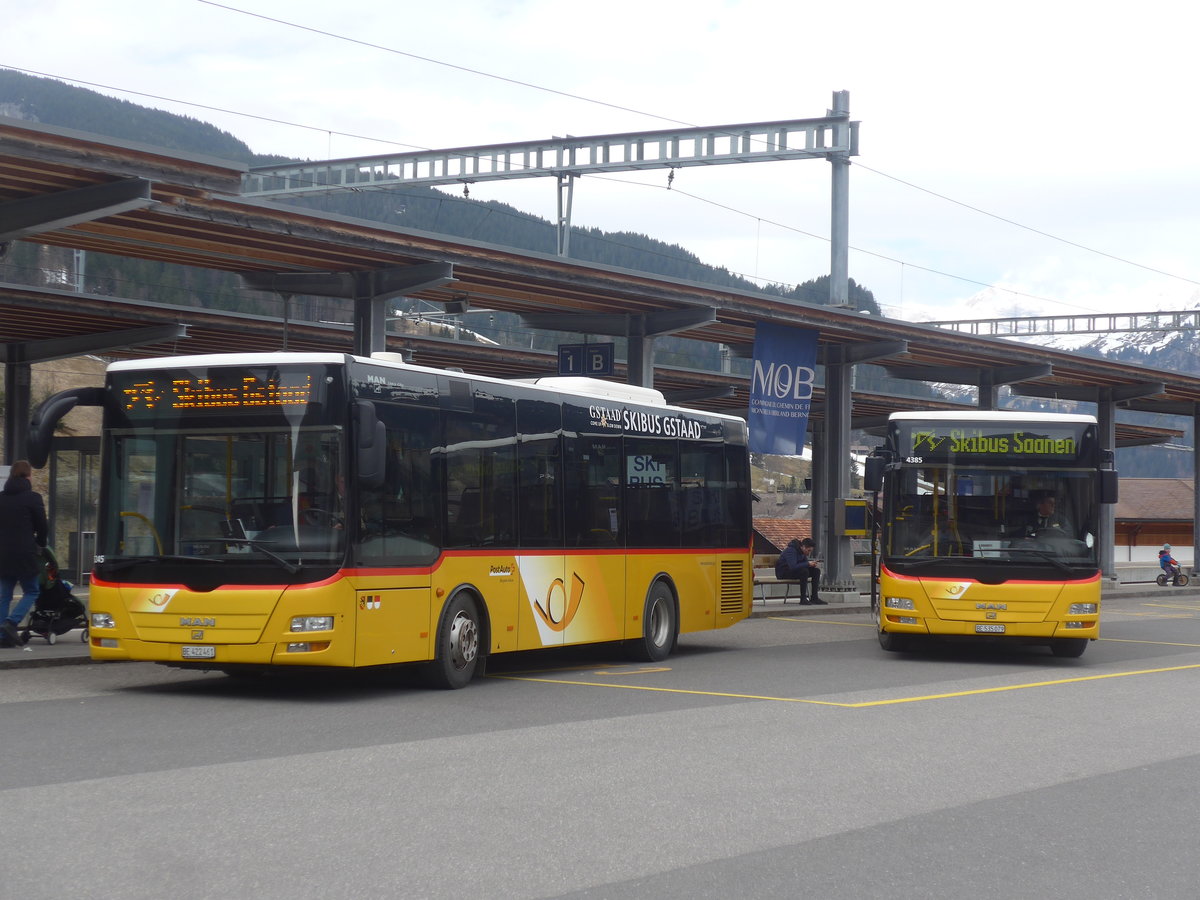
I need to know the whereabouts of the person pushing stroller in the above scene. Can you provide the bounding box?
[0,460,47,647]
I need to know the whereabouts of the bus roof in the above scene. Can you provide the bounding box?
[887,410,1098,424]
[106,351,746,424]
[107,352,349,371]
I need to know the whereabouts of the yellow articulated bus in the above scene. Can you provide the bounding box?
[864,411,1117,658]
[32,352,752,687]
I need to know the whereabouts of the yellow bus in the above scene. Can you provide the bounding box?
[864,411,1117,658]
[34,352,752,687]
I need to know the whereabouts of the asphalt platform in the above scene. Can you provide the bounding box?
[4,576,1196,669]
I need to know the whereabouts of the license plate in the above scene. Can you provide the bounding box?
[975,624,1006,634]
[181,645,216,659]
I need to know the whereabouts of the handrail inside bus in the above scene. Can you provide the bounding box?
[119,510,164,555]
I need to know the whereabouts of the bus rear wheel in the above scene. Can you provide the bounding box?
[629,580,677,662]
[425,593,482,689]
[1050,638,1088,658]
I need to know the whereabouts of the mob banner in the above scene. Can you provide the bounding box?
[748,323,819,455]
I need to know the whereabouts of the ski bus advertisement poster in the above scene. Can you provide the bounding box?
[748,324,818,456]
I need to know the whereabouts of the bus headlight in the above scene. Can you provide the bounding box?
[91,612,115,629]
[1068,603,1098,615]
[885,597,915,610]
[291,616,334,632]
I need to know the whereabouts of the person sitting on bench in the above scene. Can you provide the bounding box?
[775,538,826,605]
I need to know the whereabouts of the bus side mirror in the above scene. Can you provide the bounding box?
[864,455,885,493]
[1099,469,1118,504]
[29,386,105,468]
[355,401,386,489]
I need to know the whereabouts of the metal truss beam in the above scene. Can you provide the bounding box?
[924,310,1200,338]
[241,116,858,199]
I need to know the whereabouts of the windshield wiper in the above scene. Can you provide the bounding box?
[1003,546,1075,574]
[221,538,301,574]
[100,555,227,574]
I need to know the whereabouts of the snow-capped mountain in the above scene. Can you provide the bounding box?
[898,287,1200,372]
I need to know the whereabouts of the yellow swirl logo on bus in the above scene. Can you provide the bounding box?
[128,588,179,612]
[533,574,585,632]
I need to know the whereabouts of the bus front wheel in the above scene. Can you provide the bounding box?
[1050,638,1088,658]
[425,593,483,689]
[877,628,911,652]
[629,580,677,662]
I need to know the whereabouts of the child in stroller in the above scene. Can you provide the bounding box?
[22,547,88,645]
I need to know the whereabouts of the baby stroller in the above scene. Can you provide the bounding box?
[21,547,88,645]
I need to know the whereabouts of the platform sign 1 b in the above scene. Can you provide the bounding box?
[558,342,615,377]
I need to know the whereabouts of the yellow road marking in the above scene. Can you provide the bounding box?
[768,616,874,628]
[490,661,1200,707]
[593,666,670,676]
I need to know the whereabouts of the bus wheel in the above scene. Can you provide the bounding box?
[426,593,482,689]
[1050,638,1088,658]
[877,629,910,652]
[629,580,677,662]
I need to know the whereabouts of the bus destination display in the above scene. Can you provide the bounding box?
[116,369,316,415]
[896,422,1092,465]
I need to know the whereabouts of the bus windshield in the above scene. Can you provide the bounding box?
[884,464,1097,570]
[98,425,346,574]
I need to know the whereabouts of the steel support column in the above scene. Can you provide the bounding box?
[520,307,715,389]
[4,360,31,465]
[1096,391,1118,581]
[817,340,907,589]
[240,264,454,358]
[2,323,189,465]
[1194,402,1200,575]
[556,173,575,257]
[828,90,851,308]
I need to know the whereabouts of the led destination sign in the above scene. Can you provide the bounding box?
[114,369,317,415]
[897,423,1093,465]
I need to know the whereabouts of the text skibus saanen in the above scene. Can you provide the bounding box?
[36,352,753,687]
[864,411,1117,658]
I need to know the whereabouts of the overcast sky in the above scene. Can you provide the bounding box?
[6,0,1199,320]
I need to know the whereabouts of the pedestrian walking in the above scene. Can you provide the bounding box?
[0,460,48,647]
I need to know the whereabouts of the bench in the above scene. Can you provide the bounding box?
[751,554,813,604]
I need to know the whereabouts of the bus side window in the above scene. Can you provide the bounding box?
[625,437,679,548]
[680,444,726,548]
[564,435,622,548]
[517,399,563,548]
[357,404,442,565]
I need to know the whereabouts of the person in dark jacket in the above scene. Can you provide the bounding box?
[775,537,826,605]
[0,460,48,647]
